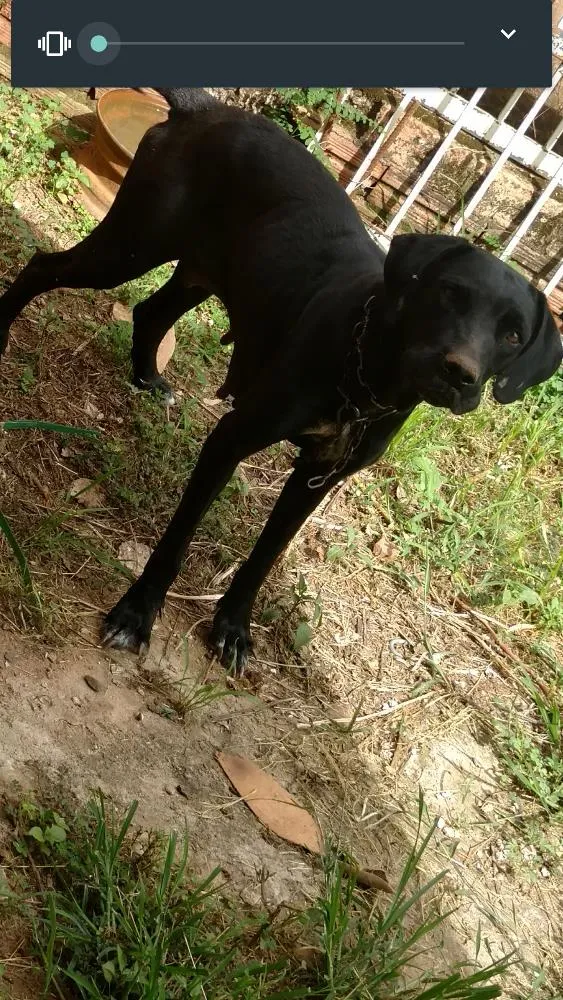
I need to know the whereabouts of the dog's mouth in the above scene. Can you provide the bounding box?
[419,379,482,416]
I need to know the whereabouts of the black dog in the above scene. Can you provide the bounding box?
[0,88,560,671]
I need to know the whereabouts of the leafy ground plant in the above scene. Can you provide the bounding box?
[495,673,563,815]
[0,794,513,999]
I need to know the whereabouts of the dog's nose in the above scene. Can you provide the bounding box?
[443,352,479,389]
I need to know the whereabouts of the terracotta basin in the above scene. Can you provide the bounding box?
[74,88,169,218]
[95,89,169,179]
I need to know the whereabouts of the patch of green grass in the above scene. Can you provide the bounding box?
[491,664,563,815]
[352,374,563,633]
[495,683,563,816]
[98,319,134,370]
[497,722,563,815]
[0,792,516,999]
[505,815,562,881]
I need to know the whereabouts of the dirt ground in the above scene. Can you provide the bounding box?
[0,174,562,998]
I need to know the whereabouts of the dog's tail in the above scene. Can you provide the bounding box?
[154,88,220,116]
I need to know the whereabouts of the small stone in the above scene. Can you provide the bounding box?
[164,786,174,796]
[540,866,550,878]
[118,541,152,577]
[72,696,82,706]
[84,675,104,693]
[135,711,144,722]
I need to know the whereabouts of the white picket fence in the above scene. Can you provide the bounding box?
[337,68,563,298]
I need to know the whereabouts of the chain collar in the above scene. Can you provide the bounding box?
[335,292,398,424]
[307,293,399,490]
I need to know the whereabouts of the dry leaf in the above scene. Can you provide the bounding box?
[293,946,324,971]
[304,538,325,561]
[84,398,104,421]
[216,751,322,853]
[118,541,152,576]
[112,301,132,323]
[69,478,104,508]
[156,327,176,373]
[342,863,393,893]
[372,535,399,563]
[395,484,407,502]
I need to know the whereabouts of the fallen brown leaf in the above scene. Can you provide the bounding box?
[112,301,132,324]
[372,535,399,563]
[216,751,322,853]
[156,326,176,373]
[69,478,104,508]
[342,863,393,893]
[293,946,324,971]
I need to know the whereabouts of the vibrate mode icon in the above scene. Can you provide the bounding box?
[37,31,72,56]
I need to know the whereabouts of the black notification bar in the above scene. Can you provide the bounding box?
[11,0,552,88]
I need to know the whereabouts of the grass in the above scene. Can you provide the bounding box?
[0,793,513,999]
[141,636,245,718]
[0,419,101,604]
[494,670,563,815]
[350,374,563,633]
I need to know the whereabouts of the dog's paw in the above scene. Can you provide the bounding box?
[132,374,176,406]
[209,611,253,675]
[101,591,158,656]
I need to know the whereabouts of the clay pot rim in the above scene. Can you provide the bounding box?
[97,88,169,164]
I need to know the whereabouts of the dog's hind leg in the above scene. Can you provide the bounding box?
[0,229,173,358]
[131,270,209,404]
[0,124,187,354]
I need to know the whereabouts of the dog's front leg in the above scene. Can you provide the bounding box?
[102,411,274,655]
[210,464,338,672]
[210,411,413,673]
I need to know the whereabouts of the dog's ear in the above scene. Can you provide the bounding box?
[493,292,562,404]
[384,233,471,301]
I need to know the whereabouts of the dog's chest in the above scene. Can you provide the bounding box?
[299,419,360,464]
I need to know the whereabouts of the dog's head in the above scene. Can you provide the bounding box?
[384,234,562,415]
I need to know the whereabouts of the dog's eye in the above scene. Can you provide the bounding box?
[505,331,521,346]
